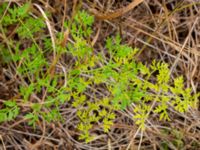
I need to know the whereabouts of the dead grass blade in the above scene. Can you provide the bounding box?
[89,0,144,20]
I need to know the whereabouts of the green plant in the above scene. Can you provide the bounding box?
[0,100,20,123]
[0,3,199,143]
[62,10,199,141]
[0,2,68,126]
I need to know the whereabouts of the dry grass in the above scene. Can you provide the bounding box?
[0,0,200,149]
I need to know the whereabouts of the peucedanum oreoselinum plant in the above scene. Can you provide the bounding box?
[0,2,199,142]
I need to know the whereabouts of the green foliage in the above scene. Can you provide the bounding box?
[0,3,199,143]
[1,2,30,26]
[63,10,199,141]
[133,103,150,130]
[0,100,20,122]
[16,17,45,39]
[72,10,94,38]
[0,3,68,127]
[76,97,115,142]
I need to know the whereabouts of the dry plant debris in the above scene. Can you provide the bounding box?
[0,0,200,150]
